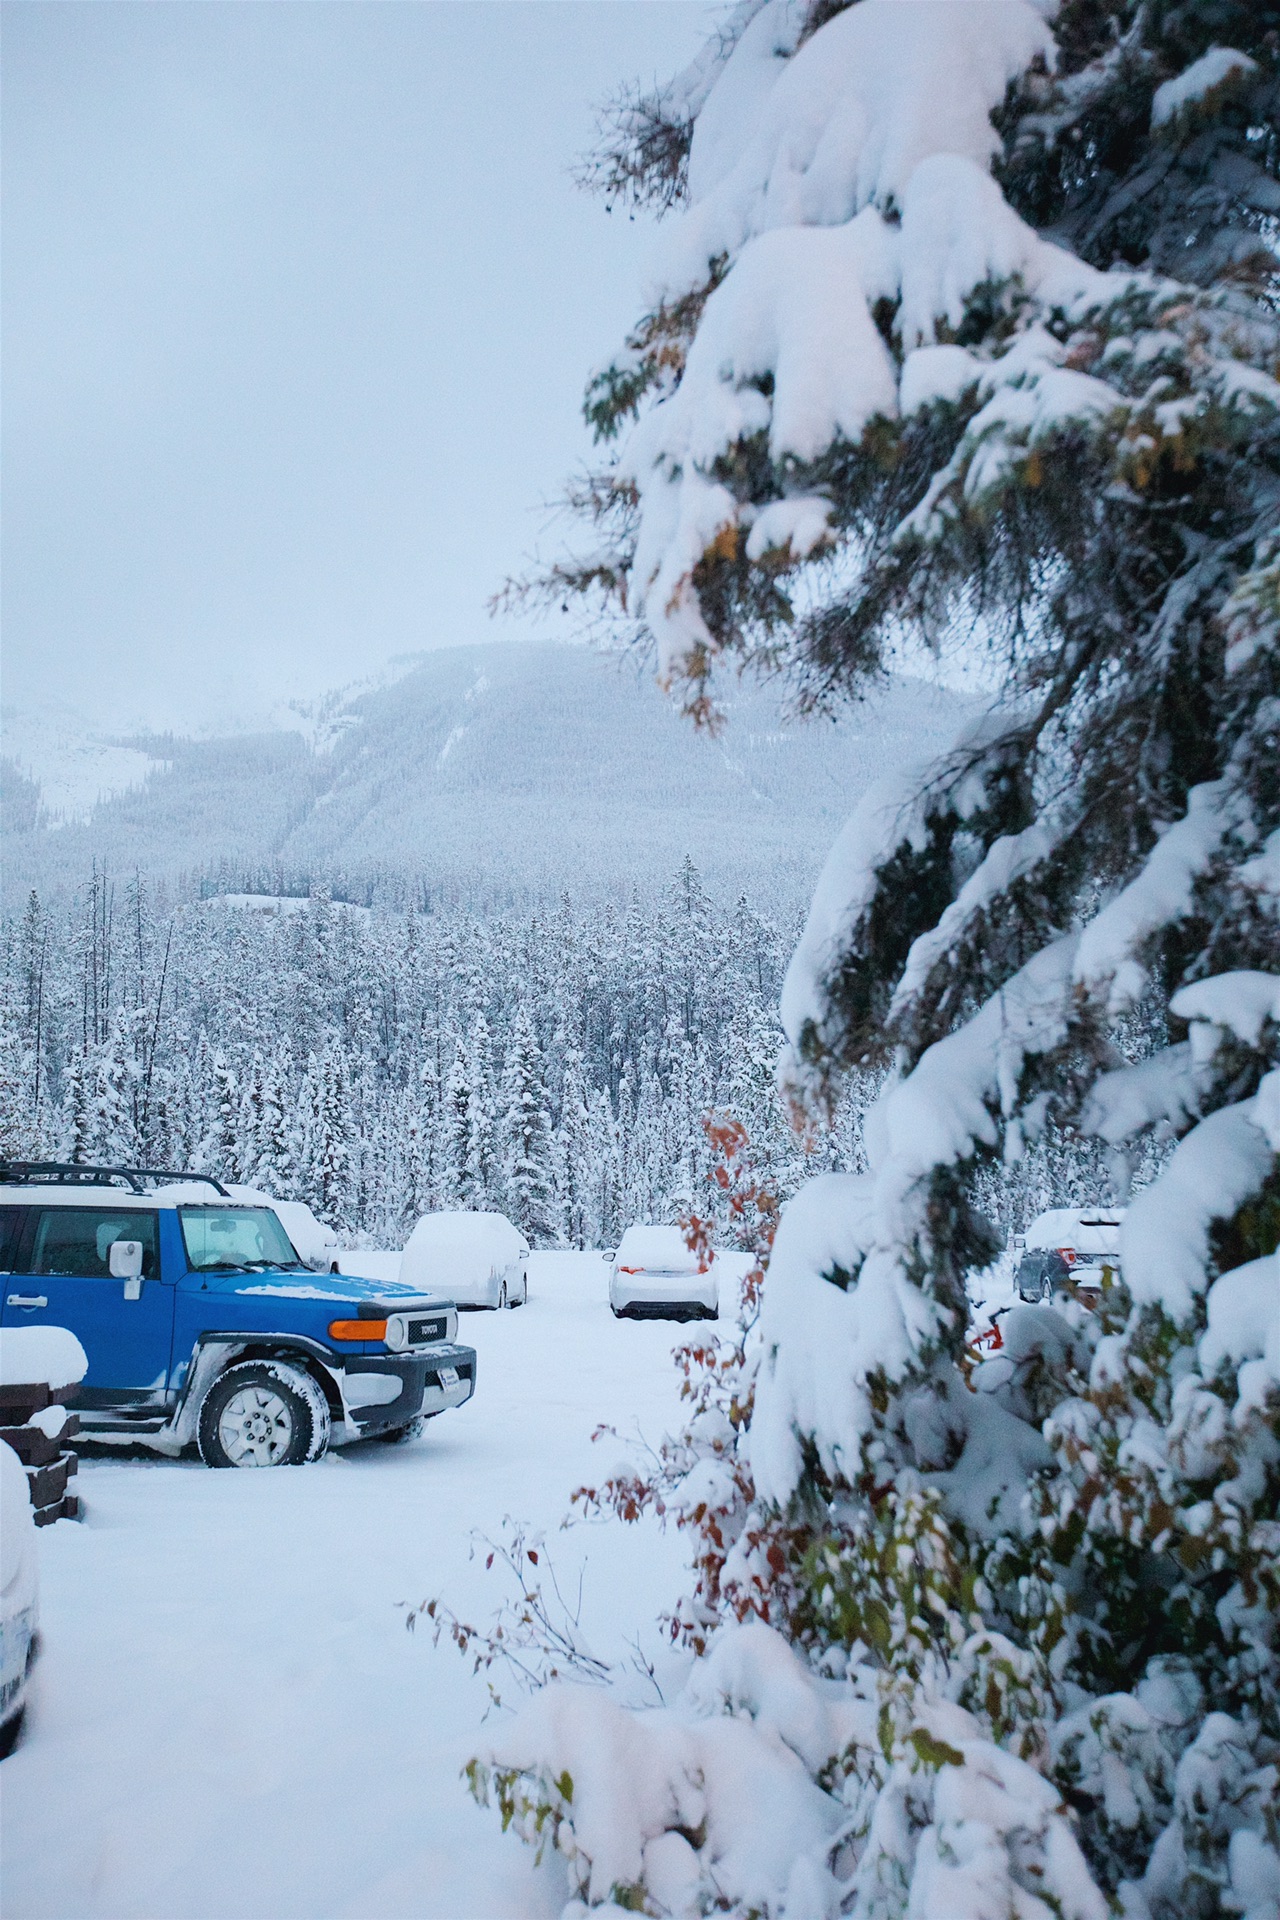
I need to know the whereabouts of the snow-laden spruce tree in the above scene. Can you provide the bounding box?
[472,5,1280,1917]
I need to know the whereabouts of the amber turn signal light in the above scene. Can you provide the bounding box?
[328,1318,387,1341]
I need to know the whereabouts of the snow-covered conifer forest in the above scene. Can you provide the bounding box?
[0,868,853,1248]
[461,2,1280,1917]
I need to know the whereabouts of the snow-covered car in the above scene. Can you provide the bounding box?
[399,1211,529,1309]
[269,1201,340,1273]
[334,1250,403,1284]
[0,1438,38,1757]
[609,1225,717,1321]
[1015,1207,1123,1302]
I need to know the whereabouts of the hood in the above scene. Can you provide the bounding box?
[190,1267,447,1310]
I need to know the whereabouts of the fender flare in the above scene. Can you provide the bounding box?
[168,1332,344,1447]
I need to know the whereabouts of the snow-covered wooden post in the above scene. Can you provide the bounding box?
[0,1328,87,1525]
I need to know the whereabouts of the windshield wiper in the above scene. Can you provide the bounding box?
[193,1257,318,1274]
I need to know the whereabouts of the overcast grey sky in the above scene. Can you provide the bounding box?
[2,1,711,735]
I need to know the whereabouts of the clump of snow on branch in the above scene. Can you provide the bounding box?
[1150,46,1259,131]
[656,0,1056,302]
[1119,1096,1275,1321]
[625,149,1118,674]
[1073,783,1233,1014]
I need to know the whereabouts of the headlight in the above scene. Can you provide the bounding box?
[383,1313,410,1352]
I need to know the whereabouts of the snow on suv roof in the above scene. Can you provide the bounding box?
[1024,1208,1124,1255]
[0,1183,251,1209]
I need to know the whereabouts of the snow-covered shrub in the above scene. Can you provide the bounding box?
[474,2,1280,1915]
[571,1118,784,1656]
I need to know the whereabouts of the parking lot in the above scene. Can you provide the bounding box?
[1,1253,694,1920]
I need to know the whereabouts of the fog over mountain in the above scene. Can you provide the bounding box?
[2,641,975,910]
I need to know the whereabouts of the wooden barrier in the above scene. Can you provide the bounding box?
[0,1385,81,1525]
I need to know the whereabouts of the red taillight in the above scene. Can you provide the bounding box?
[1057,1248,1078,1265]
[617,1266,641,1274]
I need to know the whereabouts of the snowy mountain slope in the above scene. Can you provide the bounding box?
[3,641,975,907]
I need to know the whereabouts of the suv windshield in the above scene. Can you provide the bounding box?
[179,1206,305,1273]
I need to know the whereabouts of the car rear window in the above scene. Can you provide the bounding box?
[30,1209,160,1279]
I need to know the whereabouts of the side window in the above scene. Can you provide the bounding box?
[30,1210,160,1280]
[0,1207,28,1273]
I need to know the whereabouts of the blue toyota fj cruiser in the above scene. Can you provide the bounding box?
[0,1163,476,1467]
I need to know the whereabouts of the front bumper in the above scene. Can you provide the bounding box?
[339,1342,476,1435]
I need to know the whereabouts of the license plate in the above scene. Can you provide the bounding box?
[436,1366,459,1388]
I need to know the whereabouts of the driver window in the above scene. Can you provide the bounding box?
[0,1207,25,1273]
[31,1209,159,1280]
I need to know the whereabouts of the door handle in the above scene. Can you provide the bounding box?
[7,1294,48,1308]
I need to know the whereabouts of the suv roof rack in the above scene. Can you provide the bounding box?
[0,1160,230,1198]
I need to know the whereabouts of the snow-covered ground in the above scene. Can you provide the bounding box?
[1,1254,695,1920]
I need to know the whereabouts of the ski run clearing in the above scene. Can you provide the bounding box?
[1,1254,695,1920]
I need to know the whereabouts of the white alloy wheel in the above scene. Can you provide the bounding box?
[197,1359,330,1468]
[217,1383,296,1467]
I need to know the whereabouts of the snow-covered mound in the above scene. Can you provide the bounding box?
[0,1326,88,1391]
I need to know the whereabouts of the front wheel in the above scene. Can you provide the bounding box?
[198,1361,331,1468]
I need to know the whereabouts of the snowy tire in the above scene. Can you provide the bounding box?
[197,1360,331,1469]
[0,1707,25,1760]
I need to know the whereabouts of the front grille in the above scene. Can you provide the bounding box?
[406,1315,447,1346]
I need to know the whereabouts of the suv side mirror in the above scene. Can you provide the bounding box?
[110,1239,145,1298]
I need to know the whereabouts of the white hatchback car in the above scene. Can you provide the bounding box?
[609,1225,718,1322]
[399,1211,529,1309]
[1,1439,38,1757]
